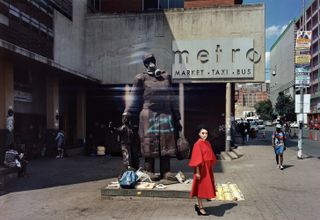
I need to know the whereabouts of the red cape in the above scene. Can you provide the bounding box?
[189,139,216,199]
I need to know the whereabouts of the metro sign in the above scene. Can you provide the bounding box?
[172,39,261,82]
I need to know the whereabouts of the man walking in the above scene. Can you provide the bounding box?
[272,124,286,170]
[55,130,65,158]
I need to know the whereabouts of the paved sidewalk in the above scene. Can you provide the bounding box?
[1,145,320,220]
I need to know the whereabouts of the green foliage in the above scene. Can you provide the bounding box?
[254,99,273,120]
[275,92,295,121]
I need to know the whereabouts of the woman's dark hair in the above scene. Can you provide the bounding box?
[196,124,209,134]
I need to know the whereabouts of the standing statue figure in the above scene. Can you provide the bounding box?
[109,112,140,171]
[124,53,182,180]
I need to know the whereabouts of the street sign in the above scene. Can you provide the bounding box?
[295,94,311,113]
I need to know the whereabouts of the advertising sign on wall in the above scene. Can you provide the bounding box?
[294,54,311,64]
[295,72,310,87]
[172,38,261,82]
[295,64,311,73]
[295,31,312,88]
[295,31,312,48]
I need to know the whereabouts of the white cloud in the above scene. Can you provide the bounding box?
[265,51,270,68]
[266,25,287,38]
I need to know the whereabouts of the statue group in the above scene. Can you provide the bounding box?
[121,53,182,181]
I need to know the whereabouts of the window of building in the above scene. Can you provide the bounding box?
[87,0,101,12]
[144,0,184,10]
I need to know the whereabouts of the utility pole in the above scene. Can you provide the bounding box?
[297,0,305,159]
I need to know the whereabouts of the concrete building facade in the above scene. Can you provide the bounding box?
[0,0,264,159]
[235,82,269,119]
[269,21,296,108]
[295,0,320,123]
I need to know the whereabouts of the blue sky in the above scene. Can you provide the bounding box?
[243,0,311,79]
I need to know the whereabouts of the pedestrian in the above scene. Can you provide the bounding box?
[4,144,28,177]
[239,120,246,145]
[5,108,14,146]
[272,124,286,170]
[55,129,65,158]
[246,120,251,142]
[189,126,217,216]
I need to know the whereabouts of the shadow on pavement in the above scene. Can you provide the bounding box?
[282,164,294,170]
[3,154,225,195]
[3,156,123,195]
[206,202,238,216]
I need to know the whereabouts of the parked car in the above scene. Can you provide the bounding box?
[290,121,299,128]
[265,120,272,126]
[249,120,259,132]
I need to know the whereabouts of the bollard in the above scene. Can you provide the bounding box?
[308,131,313,140]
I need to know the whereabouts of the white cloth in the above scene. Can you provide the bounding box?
[6,116,14,132]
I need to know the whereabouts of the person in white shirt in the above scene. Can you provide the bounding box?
[5,108,14,146]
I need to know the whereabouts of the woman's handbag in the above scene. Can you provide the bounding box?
[176,131,190,160]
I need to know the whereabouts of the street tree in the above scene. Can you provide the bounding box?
[254,99,274,120]
[275,92,295,122]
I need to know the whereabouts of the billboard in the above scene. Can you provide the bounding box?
[295,64,311,73]
[295,31,312,88]
[294,54,311,64]
[295,72,310,87]
[295,31,312,49]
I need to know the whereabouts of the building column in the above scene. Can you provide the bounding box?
[46,75,59,156]
[0,56,14,161]
[179,83,184,133]
[76,87,86,147]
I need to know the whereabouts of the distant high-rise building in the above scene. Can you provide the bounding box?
[235,83,269,118]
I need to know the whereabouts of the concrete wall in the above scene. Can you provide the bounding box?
[53,0,87,75]
[85,4,265,84]
[270,22,295,106]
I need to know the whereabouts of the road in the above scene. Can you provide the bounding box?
[251,126,320,158]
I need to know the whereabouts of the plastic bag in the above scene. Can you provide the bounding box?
[119,170,138,189]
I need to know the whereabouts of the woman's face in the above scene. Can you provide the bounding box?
[198,128,208,140]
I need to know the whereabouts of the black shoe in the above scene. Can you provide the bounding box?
[194,204,199,212]
[196,207,209,216]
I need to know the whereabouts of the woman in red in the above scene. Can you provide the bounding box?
[189,126,217,216]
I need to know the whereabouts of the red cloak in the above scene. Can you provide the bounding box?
[189,139,217,199]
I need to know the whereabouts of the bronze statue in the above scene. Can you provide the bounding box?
[124,53,181,180]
